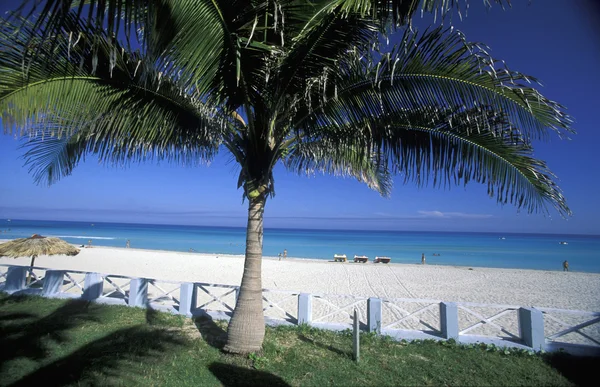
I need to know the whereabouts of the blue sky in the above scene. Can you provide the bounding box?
[1,1,599,234]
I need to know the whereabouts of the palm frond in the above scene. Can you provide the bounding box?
[19,132,89,185]
[0,15,227,184]
[285,136,393,197]
[300,107,570,216]
[299,1,509,29]
[294,26,573,142]
[273,6,377,108]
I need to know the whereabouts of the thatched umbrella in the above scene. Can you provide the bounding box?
[0,234,80,283]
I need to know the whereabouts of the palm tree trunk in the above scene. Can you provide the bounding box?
[223,194,266,354]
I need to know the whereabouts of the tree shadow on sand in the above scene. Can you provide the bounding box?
[209,362,290,387]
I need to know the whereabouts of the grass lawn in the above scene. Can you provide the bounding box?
[0,293,597,386]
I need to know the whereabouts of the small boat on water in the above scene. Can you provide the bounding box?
[559,241,568,245]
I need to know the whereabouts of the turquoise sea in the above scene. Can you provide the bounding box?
[1,219,599,273]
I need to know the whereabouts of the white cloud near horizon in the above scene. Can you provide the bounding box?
[418,210,493,219]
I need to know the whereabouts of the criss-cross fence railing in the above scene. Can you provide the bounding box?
[0,263,598,355]
[456,302,521,341]
[147,279,181,313]
[382,297,441,333]
[539,307,600,349]
[312,294,369,329]
[263,289,300,323]
[100,275,132,303]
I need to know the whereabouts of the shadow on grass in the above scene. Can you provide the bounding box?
[0,294,31,307]
[209,362,290,387]
[145,304,163,325]
[0,312,36,322]
[0,298,101,369]
[9,325,185,386]
[297,334,351,358]
[544,352,600,387]
[193,315,228,350]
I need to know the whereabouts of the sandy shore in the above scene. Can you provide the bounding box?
[1,245,598,311]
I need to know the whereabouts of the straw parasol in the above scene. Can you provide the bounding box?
[0,234,79,283]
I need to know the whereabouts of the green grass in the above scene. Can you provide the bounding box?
[0,293,596,386]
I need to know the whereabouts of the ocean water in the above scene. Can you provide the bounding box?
[1,219,599,273]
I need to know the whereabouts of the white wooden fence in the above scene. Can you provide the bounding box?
[1,264,598,356]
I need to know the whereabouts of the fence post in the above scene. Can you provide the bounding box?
[368,297,382,333]
[519,307,545,351]
[82,273,104,300]
[128,278,148,308]
[440,302,459,340]
[179,282,197,316]
[234,287,240,306]
[42,270,65,297]
[353,309,360,362]
[298,293,312,325]
[5,266,27,293]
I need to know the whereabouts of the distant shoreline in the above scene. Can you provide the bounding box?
[2,220,599,274]
[0,239,586,274]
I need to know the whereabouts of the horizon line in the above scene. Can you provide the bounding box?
[1,218,597,237]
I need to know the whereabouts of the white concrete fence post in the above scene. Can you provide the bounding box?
[179,282,197,316]
[128,278,148,308]
[519,307,545,351]
[5,266,27,293]
[440,302,459,340]
[42,270,65,297]
[82,273,104,301]
[367,297,382,333]
[298,293,312,325]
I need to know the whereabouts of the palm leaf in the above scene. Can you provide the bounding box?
[272,5,377,109]
[0,15,227,184]
[285,136,393,196]
[293,26,572,143]
[301,107,570,216]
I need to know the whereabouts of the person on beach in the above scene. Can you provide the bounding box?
[421,253,426,265]
[126,239,130,248]
[283,249,288,259]
[278,252,282,261]
[87,239,92,248]
[563,260,569,272]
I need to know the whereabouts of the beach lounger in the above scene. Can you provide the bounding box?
[374,256,391,264]
[333,254,347,262]
[354,255,369,263]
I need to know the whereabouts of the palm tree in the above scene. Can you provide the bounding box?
[0,1,572,354]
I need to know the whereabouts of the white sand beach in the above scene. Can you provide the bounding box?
[1,245,598,311]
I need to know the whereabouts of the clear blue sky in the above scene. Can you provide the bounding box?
[1,1,599,234]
